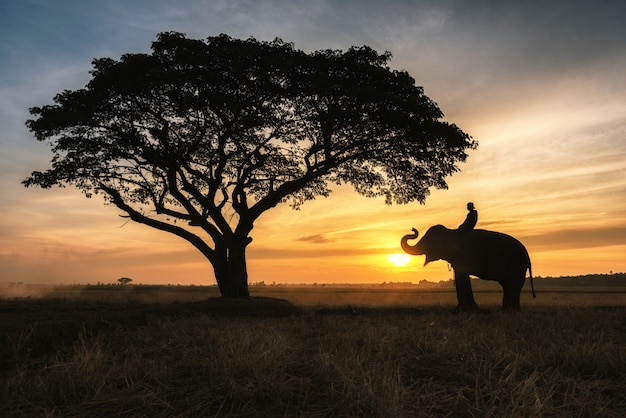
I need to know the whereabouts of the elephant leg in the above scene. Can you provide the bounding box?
[454,272,478,311]
[500,279,523,311]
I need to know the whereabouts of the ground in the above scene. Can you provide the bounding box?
[1,282,626,417]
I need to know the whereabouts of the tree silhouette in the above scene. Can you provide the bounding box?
[117,277,132,285]
[24,32,475,298]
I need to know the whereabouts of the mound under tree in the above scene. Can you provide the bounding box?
[24,32,475,298]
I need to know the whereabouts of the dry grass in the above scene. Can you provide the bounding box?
[1,286,626,417]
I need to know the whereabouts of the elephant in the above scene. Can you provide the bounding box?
[401,225,535,311]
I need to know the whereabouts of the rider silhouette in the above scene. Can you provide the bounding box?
[458,202,477,231]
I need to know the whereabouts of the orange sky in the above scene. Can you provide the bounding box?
[1,1,626,285]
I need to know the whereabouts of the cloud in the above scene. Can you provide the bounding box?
[297,234,335,244]
[521,226,626,252]
[479,219,521,228]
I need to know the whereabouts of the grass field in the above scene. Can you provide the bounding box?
[1,283,626,417]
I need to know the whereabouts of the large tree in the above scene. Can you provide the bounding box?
[24,32,475,298]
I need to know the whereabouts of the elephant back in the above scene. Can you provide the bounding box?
[456,229,530,277]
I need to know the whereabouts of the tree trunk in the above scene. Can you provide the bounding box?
[212,238,251,298]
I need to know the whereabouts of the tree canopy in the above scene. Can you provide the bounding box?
[24,32,475,297]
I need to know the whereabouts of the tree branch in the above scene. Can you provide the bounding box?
[97,183,216,260]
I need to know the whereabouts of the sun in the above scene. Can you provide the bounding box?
[387,253,411,267]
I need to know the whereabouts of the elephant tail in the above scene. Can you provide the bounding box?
[528,262,536,299]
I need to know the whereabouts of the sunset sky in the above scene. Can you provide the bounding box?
[1,0,625,286]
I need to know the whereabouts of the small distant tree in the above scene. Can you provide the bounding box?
[118,277,132,285]
[24,32,475,298]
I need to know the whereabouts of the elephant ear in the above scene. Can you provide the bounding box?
[435,228,461,261]
[447,233,462,253]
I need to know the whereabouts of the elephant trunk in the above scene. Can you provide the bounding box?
[400,228,423,256]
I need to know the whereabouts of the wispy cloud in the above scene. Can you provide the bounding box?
[297,234,335,244]
[521,226,626,252]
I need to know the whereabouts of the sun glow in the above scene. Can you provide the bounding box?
[387,253,411,267]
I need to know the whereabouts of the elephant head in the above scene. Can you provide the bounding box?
[400,225,459,265]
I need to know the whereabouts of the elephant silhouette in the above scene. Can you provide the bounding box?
[401,225,535,311]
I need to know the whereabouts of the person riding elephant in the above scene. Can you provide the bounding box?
[458,202,477,231]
